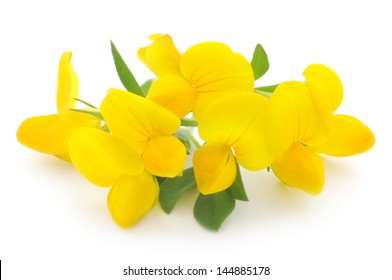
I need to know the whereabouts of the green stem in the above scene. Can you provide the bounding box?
[181,118,198,127]
[254,89,273,99]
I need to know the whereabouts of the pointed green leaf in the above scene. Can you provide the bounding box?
[227,161,248,201]
[193,191,235,231]
[255,84,279,93]
[141,78,155,95]
[110,41,145,97]
[159,167,196,214]
[251,43,269,80]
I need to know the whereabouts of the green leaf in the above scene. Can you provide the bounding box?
[159,167,196,214]
[141,78,155,94]
[227,161,248,201]
[110,40,145,97]
[155,176,166,185]
[69,109,104,121]
[255,84,279,93]
[174,128,191,154]
[251,43,269,80]
[193,191,235,231]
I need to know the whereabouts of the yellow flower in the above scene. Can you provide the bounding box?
[108,172,159,228]
[193,92,274,194]
[138,34,254,119]
[100,88,187,178]
[137,34,182,77]
[311,115,375,156]
[69,127,158,228]
[16,52,101,161]
[69,89,187,227]
[266,64,375,195]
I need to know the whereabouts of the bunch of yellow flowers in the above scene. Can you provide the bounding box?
[17,34,375,230]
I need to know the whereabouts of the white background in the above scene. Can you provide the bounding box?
[1,0,391,279]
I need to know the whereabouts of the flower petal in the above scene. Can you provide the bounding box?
[57,52,79,120]
[147,75,196,118]
[137,34,182,77]
[311,114,375,156]
[266,81,332,157]
[108,172,159,228]
[304,74,335,135]
[272,142,324,195]
[69,127,144,187]
[303,64,343,112]
[198,92,273,170]
[16,112,99,161]
[100,89,181,154]
[143,135,186,178]
[180,42,254,119]
[193,144,237,195]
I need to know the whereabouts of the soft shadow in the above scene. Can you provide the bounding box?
[322,156,354,182]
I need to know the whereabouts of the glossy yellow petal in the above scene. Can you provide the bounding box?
[193,144,237,195]
[272,142,324,195]
[16,112,99,161]
[198,92,273,170]
[266,81,332,157]
[143,135,186,178]
[69,127,144,187]
[137,34,182,77]
[198,92,258,144]
[303,74,335,134]
[56,52,79,121]
[100,89,180,154]
[234,139,273,171]
[147,75,196,118]
[180,42,254,119]
[108,172,159,228]
[311,114,375,156]
[303,64,343,112]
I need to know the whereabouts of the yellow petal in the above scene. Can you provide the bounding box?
[100,89,181,154]
[147,75,196,118]
[16,112,99,161]
[56,52,79,121]
[108,172,159,228]
[266,81,332,157]
[143,135,186,178]
[303,64,344,112]
[272,142,324,195]
[55,153,72,162]
[198,92,273,170]
[137,34,182,77]
[69,127,144,187]
[193,144,237,195]
[303,74,335,135]
[180,42,254,119]
[311,114,375,156]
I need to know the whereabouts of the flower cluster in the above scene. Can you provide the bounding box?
[17,34,375,230]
